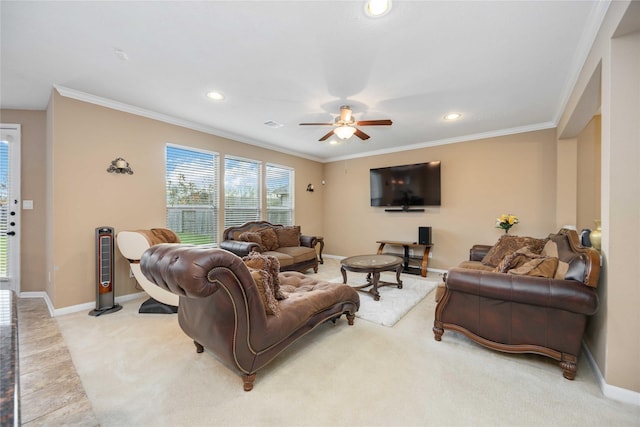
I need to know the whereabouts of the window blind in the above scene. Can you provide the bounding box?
[266,164,294,226]
[165,144,219,245]
[224,156,261,229]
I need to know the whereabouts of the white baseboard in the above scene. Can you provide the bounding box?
[582,341,640,406]
[19,291,146,317]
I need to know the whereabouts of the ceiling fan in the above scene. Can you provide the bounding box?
[299,105,392,141]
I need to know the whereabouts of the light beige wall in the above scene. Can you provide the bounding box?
[558,0,639,393]
[49,91,323,308]
[322,128,558,270]
[602,30,639,393]
[555,138,577,228]
[576,115,601,231]
[0,109,48,293]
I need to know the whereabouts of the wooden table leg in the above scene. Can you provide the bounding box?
[420,247,430,277]
[395,265,403,288]
[316,237,325,264]
[371,271,381,301]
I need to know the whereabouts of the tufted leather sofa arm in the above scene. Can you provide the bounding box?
[219,239,260,257]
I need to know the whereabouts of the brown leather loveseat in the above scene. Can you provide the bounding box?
[141,244,359,391]
[220,221,319,273]
[433,229,600,379]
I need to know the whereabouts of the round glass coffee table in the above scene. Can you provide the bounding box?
[340,254,403,301]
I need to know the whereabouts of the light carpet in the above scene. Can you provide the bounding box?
[331,272,438,327]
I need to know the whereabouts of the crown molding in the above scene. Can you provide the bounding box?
[53,85,325,163]
[323,121,556,163]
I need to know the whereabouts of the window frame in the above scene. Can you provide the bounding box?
[165,143,219,245]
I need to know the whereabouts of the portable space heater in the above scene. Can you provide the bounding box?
[89,226,123,316]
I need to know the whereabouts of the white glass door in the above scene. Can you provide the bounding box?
[0,124,21,293]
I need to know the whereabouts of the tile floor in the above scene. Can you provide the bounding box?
[18,298,99,426]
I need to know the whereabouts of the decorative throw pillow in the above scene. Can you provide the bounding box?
[243,252,286,300]
[541,239,569,280]
[493,248,531,273]
[258,228,279,251]
[238,231,265,251]
[275,226,301,247]
[247,268,279,316]
[481,235,548,267]
[507,257,559,278]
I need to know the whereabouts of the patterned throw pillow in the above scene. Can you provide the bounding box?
[541,239,569,280]
[258,228,279,251]
[247,268,279,316]
[243,252,286,300]
[275,226,301,247]
[493,246,559,278]
[481,235,548,267]
[507,257,559,278]
[237,231,265,252]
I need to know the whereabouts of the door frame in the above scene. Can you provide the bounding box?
[1,123,21,293]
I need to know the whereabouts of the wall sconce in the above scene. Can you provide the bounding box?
[107,157,134,175]
[306,184,314,192]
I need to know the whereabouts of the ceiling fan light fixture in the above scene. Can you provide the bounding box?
[334,125,357,140]
[365,0,392,17]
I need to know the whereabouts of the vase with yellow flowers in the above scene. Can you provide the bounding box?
[496,214,519,234]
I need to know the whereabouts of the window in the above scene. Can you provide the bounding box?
[266,164,294,225]
[166,144,218,245]
[224,156,261,228]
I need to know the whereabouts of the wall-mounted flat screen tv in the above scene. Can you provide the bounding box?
[370,161,441,207]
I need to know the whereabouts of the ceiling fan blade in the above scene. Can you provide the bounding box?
[354,129,370,140]
[299,122,334,126]
[357,119,393,126]
[319,130,335,141]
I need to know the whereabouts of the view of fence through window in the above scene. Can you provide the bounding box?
[166,145,295,244]
[165,145,218,245]
[224,156,261,229]
[266,164,294,226]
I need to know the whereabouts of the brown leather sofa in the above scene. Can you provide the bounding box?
[433,229,600,379]
[140,244,359,391]
[220,221,319,273]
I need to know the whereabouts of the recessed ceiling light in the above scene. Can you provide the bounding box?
[329,139,340,145]
[264,120,283,129]
[365,0,392,17]
[113,48,129,61]
[206,91,225,101]
[444,112,462,121]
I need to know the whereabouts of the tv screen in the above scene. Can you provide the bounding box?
[370,161,441,207]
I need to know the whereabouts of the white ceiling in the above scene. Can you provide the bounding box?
[0,1,609,162]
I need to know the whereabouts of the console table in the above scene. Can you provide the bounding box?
[376,240,433,277]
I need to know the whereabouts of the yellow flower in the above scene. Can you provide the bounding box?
[496,213,519,232]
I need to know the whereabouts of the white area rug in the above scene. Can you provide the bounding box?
[331,272,438,327]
